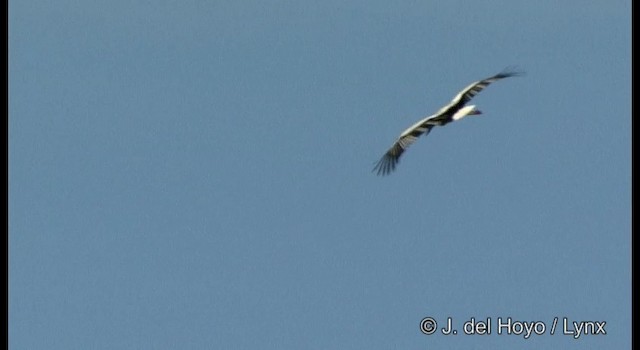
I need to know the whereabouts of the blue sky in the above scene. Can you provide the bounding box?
[9,1,630,349]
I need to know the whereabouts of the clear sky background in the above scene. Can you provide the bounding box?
[9,1,630,349]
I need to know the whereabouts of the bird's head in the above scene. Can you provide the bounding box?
[452,105,482,121]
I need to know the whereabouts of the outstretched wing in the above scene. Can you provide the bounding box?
[432,67,523,123]
[373,67,523,176]
[372,120,435,176]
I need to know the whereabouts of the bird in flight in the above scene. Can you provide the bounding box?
[373,68,522,176]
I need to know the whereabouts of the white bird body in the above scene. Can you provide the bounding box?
[373,69,521,176]
[451,105,480,121]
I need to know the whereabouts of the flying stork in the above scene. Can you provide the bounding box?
[373,68,522,176]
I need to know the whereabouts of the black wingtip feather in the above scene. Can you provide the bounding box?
[372,154,399,176]
[497,66,525,79]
